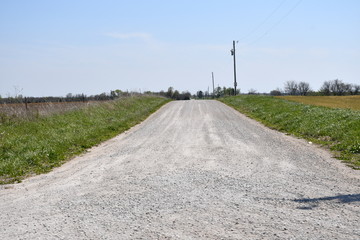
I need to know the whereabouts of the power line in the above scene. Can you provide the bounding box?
[238,0,288,42]
[246,0,303,46]
[228,1,302,94]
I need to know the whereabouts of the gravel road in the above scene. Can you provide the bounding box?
[1,100,359,239]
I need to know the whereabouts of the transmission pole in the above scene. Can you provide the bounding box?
[231,40,237,95]
[212,72,215,98]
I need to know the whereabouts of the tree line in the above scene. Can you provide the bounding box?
[0,87,194,104]
[1,79,359,104]
[0,90,129,104]
[196,87,240,99]
[153,87,192,100]
[270,79,360,96]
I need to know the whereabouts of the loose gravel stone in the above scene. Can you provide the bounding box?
[0,100,359,239]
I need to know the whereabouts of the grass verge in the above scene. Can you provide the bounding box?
[0,96,170,184]
[219,95,360,168]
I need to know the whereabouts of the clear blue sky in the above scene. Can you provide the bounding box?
[1,0,359,97]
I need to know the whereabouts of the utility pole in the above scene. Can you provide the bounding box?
[231,40,237,95]
[212,72,215,98]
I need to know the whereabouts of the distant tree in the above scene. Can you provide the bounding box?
[345,84,353,94]
[320,81,331,95]
[166,87,174,98]
[159,90,165,97]
[214,86,222,98]
[320,79,352,96]
[204,91,210,98]
[114,89,122,97]
[197,91,204,99]
[97,92,108,100]
[13,86,23,99]
[351,84,360,95]
[284,81,298,95]
[270,89,282,96]
[248,89,257,95]
[173,90,180,100]
[223,87,235,96]
[330,79,347,96]
[110,90,117,99]
[180,91,191,100]
[298,82,311,96]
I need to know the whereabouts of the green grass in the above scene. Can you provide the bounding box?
[0,96,170,184]
[220,95,360,168]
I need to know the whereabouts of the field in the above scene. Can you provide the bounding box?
[0,101,101,118]
[277,95,360,110]
[220,95,360,168]
[0,96,170,184]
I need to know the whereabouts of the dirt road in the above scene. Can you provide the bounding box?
[1,100,359,239]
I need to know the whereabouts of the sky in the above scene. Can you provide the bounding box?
[0,0,359,97]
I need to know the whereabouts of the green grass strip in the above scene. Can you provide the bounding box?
[219,95,360,168]
[0,96,170,184]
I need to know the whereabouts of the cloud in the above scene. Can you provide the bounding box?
[105,32,152,41]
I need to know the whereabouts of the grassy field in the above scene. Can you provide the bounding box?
[277,95,360,111]
[0,96,170,184]
[0,101,101,118]
[220,95,360,168]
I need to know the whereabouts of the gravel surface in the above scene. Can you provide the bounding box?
[1,100,359,239]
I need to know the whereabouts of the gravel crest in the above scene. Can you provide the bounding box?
[1,100,359,239]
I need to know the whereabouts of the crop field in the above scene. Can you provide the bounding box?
[220,95,360,168]
[0,96,170,184]
[276,95,360,110]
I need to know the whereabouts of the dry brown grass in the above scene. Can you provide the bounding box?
[0,101,102,118]
[276,95,360,110]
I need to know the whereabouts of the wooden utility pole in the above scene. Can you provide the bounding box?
[231,40,237,95]
[212,72,215,98]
